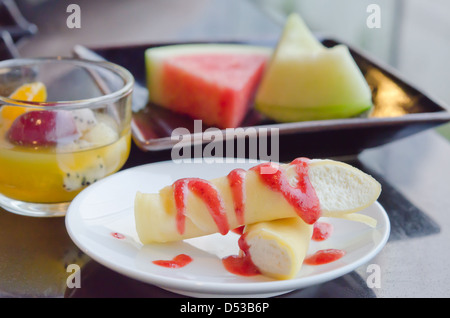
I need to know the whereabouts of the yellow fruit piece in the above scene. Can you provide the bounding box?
[10,81,47,102]
[0,82,47,122]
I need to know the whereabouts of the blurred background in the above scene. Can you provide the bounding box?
[2,0,450,137]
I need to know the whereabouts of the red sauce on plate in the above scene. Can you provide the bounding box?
[152,254,193,268]
[111,232,125,240]
[222,254,260,276]
[304,249,346,265]
[312,222,333,241]
[221,233,260,276]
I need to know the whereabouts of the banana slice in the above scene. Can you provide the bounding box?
[72,109,98,133]
[242,218,313,280]
[135,158,381,244]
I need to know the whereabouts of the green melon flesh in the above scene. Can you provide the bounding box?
[255,13,373,122]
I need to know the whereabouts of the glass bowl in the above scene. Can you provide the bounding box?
[0,58,134,217]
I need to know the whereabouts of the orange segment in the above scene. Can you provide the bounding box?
[0,82,48,122]
[10,81,47,102]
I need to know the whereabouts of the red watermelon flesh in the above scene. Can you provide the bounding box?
[158,53,269,129]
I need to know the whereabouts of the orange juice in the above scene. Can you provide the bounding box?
[0,112,131,203]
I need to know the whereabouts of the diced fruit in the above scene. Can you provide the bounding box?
[145,44,272,129]
[0,82,47,122]
[7,110,80,147]
[58,119,119,191]
[82,121,118,146]
[255,13,373,122]
[61,155,106,192]
[9,81,47,102]
[58,124,126,192]
[71,108,98,133]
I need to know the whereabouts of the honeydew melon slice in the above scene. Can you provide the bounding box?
[255,13,373,122]
[145,44,272,129]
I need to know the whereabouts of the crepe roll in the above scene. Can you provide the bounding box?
[135,158,381,243]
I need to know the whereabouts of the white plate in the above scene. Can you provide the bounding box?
[65,159,390,298]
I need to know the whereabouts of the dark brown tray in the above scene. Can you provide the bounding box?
[80,39,450,159]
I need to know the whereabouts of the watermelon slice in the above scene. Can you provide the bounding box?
[145,44,272,129]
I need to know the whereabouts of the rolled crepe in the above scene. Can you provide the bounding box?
[242,217,313,280]
[135,158,381,244]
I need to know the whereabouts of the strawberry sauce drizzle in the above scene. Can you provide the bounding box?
[152,254,193,268]
[312,222,333,241]
[304,249,345,265]
[111,232,125,240]
[250,157,321,224]
[222,232,260,276]
[227,168,246,225]
[173,178,229,235]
